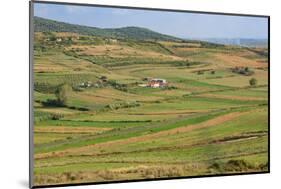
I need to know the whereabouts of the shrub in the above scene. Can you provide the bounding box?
[232,67,254,76]
[64,172,77,181]
[197,70,204,75]
[140,166,185,179]
[224,160,253,171]
[68,106,89,111]
[100,76,107,81]
[259,162,268,171]
[249,78,257,86]
[106,101,140,110]
[98,170,115,180]
[106,80,128,91]
[51,114,64,120]
[209,160,254,172]
[49,36,56,41]
[41,99,63,107]
[166,86,177,90]
[209,162,221,170]
[34,111,62,123]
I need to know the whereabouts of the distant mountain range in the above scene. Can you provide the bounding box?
[34,16,182,41]
[196,38,268,48]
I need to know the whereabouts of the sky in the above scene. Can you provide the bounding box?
[34,2,268,39]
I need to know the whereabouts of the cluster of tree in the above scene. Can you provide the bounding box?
[231,67,254,76]
[42,31,56,41]
[105,101,140,111]
[34,44,48,53]
[106,80,128,92]
[199,41,225,48]
[175,61,203,67]
[196,69,215,75]
[34,82,58,93]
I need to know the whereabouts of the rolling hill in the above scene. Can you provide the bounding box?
[32,16,268,186]
[34,16,182,41]
[199,38,268,48]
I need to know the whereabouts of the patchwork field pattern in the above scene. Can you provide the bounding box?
[33,19,269,186]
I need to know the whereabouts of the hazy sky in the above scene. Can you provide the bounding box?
[34,2,268,39]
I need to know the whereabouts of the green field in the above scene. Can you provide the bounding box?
[33,17,268,186]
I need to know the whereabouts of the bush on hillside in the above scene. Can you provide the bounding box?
[249,78,258,86]
[231,67,254,76]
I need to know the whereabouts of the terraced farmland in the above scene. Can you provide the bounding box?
[32,17,269,186]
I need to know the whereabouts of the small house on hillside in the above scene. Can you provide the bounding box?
[79,81,92,88]
[56,38,62,42]
[147,78,167,88]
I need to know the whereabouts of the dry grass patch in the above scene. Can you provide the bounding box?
[213,53,267,68]
[34,126,111,134]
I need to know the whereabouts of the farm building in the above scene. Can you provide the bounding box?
[79,81,92,88]
[56,38,62,42]
[147,78,167,88]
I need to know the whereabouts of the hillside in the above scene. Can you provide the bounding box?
[200,38,268,48]
[33,26,268,185]
[34,16,182,41]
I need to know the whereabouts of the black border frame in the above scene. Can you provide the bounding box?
[29,1,270,188]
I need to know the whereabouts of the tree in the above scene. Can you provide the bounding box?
[55,84,71,106]
[249,78,257,86]
[197,70,204,75]
[49,35,57,41]
[100,76,107,81]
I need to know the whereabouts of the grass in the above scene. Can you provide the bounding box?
[33,31,269,186]
[34,105,259,154]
